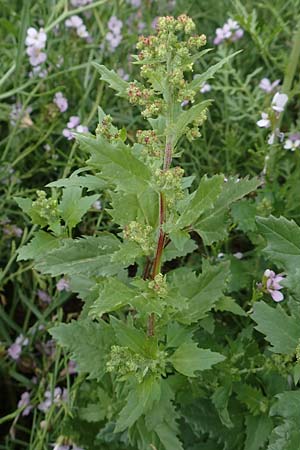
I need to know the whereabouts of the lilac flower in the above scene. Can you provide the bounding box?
[284,137,300,151]
[267,128,284,145]
[106,16,123,51]
[56,277,70,291]
[26,45,47,67]
[108,16,123,33]
[271,92,288,113]
[38,387,68,413]
[68,360,78,375]
[181,100,189,107]
[213,18,243,45]
[63,116,87,140]
[2,223,23,238]
[76,124,88,133]
[7,343,22,360]
[259,78,280,94]
[65,15,90,40]
[53,92,68,113]
[233,252,243,259]
[200,83,211,93]
[263,269,285,302]
[256,112,270,128]
[25,27,47,49]
[70,0,92,5]
[151,17,159,29]
[53,445,70,450]
[7,334,29,360]
[29,66,48,78]
[25,27,47,70]
[92,200,102,210]
[37,289,52,304]
[65,15,83,28]
[67,116,80,128]
[10,102,33,127]
[117,68,129,81]
[18,392,33,416]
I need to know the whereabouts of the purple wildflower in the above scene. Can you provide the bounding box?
[7,334,29,360]
[259,78,280,94]
[25,27,47,49]
[37,289,52,304]
[213,18,243,45]
[56,277,70,291]
[38,387,68,413]
[106,16,123,51]
[65,15,83,28]
[68,360,78,374]
[92,200,102,210]
[271,92,288,113]
[200,83,211,93]
[117,68,129,81]
[53,92,68,113]
[284,137,300,151]
[65,15,90,40]
[25,27,47,69]
[256,112,270,128]
[263,269,285,302]
[7,343,22,360]
[18,392,33,416]
[10,102,33,127]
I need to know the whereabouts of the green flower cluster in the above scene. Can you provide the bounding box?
[106,345,166,383]
[32,190,59,224]
[127,14,207,119]
[123,221,154,254]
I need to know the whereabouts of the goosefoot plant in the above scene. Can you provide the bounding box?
[17,15,261,450]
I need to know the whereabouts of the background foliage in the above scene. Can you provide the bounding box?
[1,0,300,449]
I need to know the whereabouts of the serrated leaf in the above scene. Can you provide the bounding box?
[89,278,135,318]
[47,172,106,192]
[169,342,225,377]
[234,383,267,416]
[189,51,242,91]
[172,262,230,324]
[170,100,212,147]
[35,234,121,277]
[17,230,59,261]
[163,235,197,262]
[49,319,114,379]
[110,317,153,357]
[267,419,300,450]
[59,186,99,230]
[256,216,300,271]
[212,382,233,429]
[231,200,257,232]
[77,135,151,194]
[79,403,106,422]
[155,423,184,450]
[166,322,194,348]
[93,63,129,97]
[215,296,247,316]
[177,175,224,228]
[267,392,300,450]
[195,177,260,244]
[251,301,300,354]
[244,415,273,450]
[115,376,161,432]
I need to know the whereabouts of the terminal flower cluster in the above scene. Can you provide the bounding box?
[25,27,47,76]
